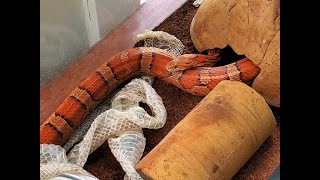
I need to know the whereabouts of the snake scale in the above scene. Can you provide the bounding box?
[40,47,261,145]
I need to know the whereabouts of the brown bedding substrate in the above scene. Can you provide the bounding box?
[84,1,280,179]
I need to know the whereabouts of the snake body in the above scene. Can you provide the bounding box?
[40,47,261,145]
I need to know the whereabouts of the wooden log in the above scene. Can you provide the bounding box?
[135,80,276,180]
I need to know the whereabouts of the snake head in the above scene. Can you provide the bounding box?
[166,60,182,72]
[166,54,221,72]
[166,55,202,72]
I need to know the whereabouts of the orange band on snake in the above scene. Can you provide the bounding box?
[40,47,261,145]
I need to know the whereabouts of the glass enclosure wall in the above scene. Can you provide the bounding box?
[40,0,141,85]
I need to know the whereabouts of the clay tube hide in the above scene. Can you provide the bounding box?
[135,80,277,180]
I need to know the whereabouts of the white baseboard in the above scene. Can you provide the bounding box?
[82,0,101,46]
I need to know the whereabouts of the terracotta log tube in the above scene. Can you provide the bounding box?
[135,80,276,179]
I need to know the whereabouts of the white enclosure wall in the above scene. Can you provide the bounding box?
[40,0,141,85]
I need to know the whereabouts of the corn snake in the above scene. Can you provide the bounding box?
[40,47,260,145]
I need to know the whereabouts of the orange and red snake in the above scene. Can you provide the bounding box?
[40,47,261,145]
